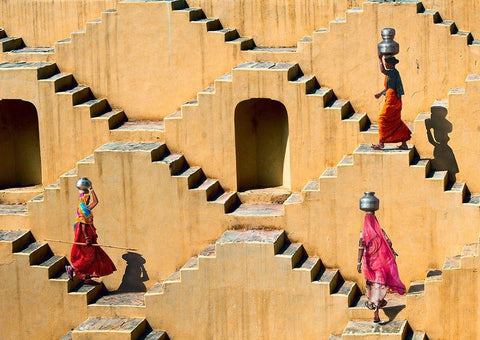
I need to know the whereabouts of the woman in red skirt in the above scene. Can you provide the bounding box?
[65,178,116,284]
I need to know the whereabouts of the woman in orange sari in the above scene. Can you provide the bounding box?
[372,54,411,150]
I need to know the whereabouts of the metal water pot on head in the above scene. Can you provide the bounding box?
[378,28,399,57]
[359,192,379,214]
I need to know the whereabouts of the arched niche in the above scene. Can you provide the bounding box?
[234,98,290,191]
[0,99,42,188]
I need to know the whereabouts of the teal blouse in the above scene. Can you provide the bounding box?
[386,68,404,98]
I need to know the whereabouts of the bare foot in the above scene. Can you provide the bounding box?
[373,309,380,323]
[371,143,384,150]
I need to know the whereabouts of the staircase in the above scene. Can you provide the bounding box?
[0,61,164,188]
[308,0,480,121]
[0,28,55,62]
[143,228,429,338]
[406,238,480,339]
[0,229,105,305]
[412,73,480,192]
[165,61,374,192]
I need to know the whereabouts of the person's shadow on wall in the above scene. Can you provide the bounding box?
[424,105,459,183]
[116,252,149,292]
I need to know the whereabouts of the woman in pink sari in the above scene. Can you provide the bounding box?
[357,212,406,322]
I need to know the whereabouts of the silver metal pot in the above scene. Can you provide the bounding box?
[76,177,92,189]
[378,28,399,56]
[359,192,379,212]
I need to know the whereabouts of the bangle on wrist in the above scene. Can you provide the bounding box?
[357,262,362,265]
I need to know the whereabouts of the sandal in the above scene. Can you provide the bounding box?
[65,265,74,280]
[378,299,388,309]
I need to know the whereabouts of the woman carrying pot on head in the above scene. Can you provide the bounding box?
[372,54,411,151]
[65,178,116,284]
[357,193,406,323]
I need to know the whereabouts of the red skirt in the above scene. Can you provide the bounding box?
[71,222,116,280]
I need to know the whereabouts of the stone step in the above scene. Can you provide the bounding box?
[157,152,186,174]
[313,267,340,294]
[307,86,336,106]
[0,36,24,52]
[237,187,291,204]
[0,229,31,252]
[342,319,408,339]
[33,254,67,278]
[191,178,221,200]
[14,241,49,265]
[76,98,110,118]
[211,191,239,213]
[326,99,354,119]
[58,85,92,105]
[109,119,165,142]
[406,281,425,297]
[92,109,127,130]
[71,317,147,340]
[40,72,75,92]
[142,330,169,339]
[88,292,146,318]
[348,293,406,321]
[0,185,43,204]
[0,61,58,79]
[275,242,305,267]
[173,166,204,189]
[70,282,105,304]
[229,203,284,217]
[4,47,55,62]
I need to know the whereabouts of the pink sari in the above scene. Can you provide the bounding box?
[362,214,406,295]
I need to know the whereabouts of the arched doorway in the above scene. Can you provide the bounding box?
[234,98,290,191]
[0,100,42,188]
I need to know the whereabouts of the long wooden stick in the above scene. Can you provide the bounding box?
[44,238,139,252]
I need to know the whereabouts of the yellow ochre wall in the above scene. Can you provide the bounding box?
[187,0,364,47]
[406,245,480,339]
[0,0,480,339]
[412,75,480,192]
[0,0,119,46]
[284,146,480,290]
[165,62,368,192]
[308,1,480,122]
[3,0,479,50]
[26,142,285,292]
[0,240,92,339]
[145,230,354,339]
[0,63,162,187]
[54,0,248,120]
[48,0,480,125]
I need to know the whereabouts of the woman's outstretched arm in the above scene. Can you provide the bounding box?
[357,234,365,273]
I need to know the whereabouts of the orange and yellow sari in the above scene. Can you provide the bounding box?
[378,75,411,143]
